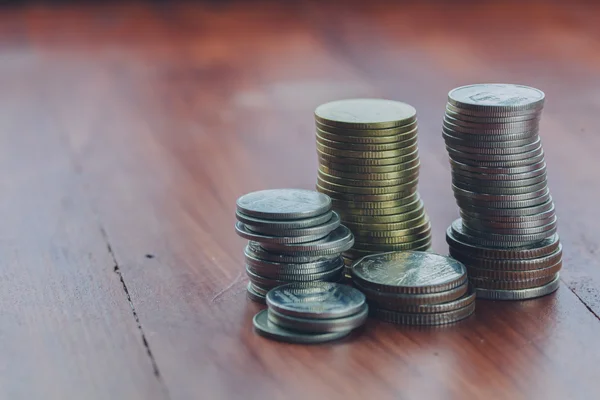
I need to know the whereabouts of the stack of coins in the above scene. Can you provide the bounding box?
[235,189,355,303]
[351,251,475,325]
[314,99,432,271]
[442,84,562,300]
[253,282,368,343]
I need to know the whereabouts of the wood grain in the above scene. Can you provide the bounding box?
[1,1,600,399]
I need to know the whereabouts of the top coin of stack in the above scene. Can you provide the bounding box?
[442,84,562,300]
[314,99,432,270]
[235,189,354,303]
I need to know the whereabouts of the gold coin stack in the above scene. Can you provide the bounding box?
[314,99,432,273]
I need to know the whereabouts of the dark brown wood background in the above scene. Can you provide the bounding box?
[1,1,599,399]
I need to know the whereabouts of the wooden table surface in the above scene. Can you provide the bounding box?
[1,1,599,399]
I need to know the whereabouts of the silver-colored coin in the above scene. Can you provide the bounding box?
[470,273,557,290]
[315,99,417,130]
[447,137,542,155]
[367,287,476,314]
[450,219,556,248]
[245,241,340,264]
[260,225,354,256]
[459,204,555,223]
[246,258,344,280]
[454,190,551,210]
[449,244,563,271]
[449,151,545,168]
[450,159,545,176]
[247,282,266,304]
[445,103,541,119]
[443,121,539,137]
[266,282,366,319]
[443,128,539,143]
[245,250,344,275]
[235,222,330,244]
[453,180,547,195]
[443,114,540,130]
[443,131,539,148]
[352,251,467,294]
[462,216,557,236]
[447,84,545,112]
[267,304,369,333]
[446,224,560,259]
[452,172,547,188]
[465,260,562,280]
[236,210,333,231]
[457,197,554,217]
[245,212,341,237]
[452,185,547,201]
[446,144,543,162]
[236,189,331,220]
[353,279,469,306]
[460,213,556,230]
[474,274,560,300]
[246,264,345,288]
[253,310,351,344]
[372,301,475,326]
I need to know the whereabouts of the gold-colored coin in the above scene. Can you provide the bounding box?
[319,163,420,181]
[352,218,431,238]
[352,235,432,251]
[334,196,422,216]
[314,99,417,130]
[343,241,431,260]
[316,142,418,159]
[318,155,420,173]
[317,184,417,202]
[317,176,418,195]
[339,203,425,224]
[316,126,418,144]
[315,120,418,137]
[344,214,428,232]
[330,192,419,210]
[355,227,431,244]
[318,152,419,169]
[316,132,418,151]
[318,169,419,188]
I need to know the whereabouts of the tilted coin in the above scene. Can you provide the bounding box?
[447,84,545,113]
[449,244,563,271]
[352,279,469,306]
[260,225,354,255]
[445,102,541,119]
[469,273,557,290]
[351,251,467,294]
[453,180,548,195]
[449,151,545,168]
[474,274,560,300]
[236,189,331,220]
[235,221,330,244]
[330,192,419,210]
[316,132,418,151]
[443,131,539,148]
[452,171,547,188]
[450,219,556,248]
[267,304,369,333]
[317,176,419,195]
[245,211,341,237]
[316,141,418,159]
[443,114,540,131]
[465,260,562,280]
[446,144,543,162]
[319,163,420,181]
[446,226,560,259]
[253,310,351,344]
[266,282,366,319]
[236,210,333,230]
[443,121,539,137]
[315,99,417,129]
[317,154,419,173]
[454,190,551,210]
[446,137,542,155]
[317,183,417,202]
[247,282,266,304]
[245,241,340,264]
[371,301,475,326]
[452,185,548,202]
[317,168,419,187]
[449,159,546,176]
[316,126,418,144]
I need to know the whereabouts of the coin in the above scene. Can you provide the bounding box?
[461,216,557,236]
[317,176,419,195]
[446,144,543,162]
[453,180,548,195]
[266,282,366,319]
[330,192,419,210]
[445,102,541,118]
[450,219,556,247]
[339,203,425,224]
[469,273,557,290]
[316,132,418,151]
[245,211,341,237]
[474,274,560,300]
[465,260,562,280]
[372,301,475,325]
[315,99,417,129]
[447,137,542,155]
[449,151,545,168]
[352,236,432,252]
[260,225,354,255]
[318,169,419,187]
[319,163,420,181]
[246,264,345,288]
[247,282,266,303]
[316,141,418,159]
[267,304,369,333]
[344,213,428,232]
[237,189,331,220]
[352,278,468,306]
[343,241,432,260]
[443,131,539,148]
[449,244,562,271]
[352,251,467,294]
[253,310,351,344]
[316,126,418,144]
[317,183,417,201]
[236,210,333,230]
[318,155,420,173]
[443,114,540,131]
[245,241,339,264]
[352,217,430,238]
[235,221,330,244]
[246,258,345,280]
[316,120,418,136]
[365,287,476,314]
[447,84,545,113]
[445,106,540,123]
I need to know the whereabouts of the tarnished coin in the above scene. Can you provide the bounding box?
[315,99,417,129]
[449,244,563,271]
[352,217,430,238]
[335,199,422,217]
[446,226,560,259]
[236,210,333,230]
[245,212,341,237]
[260,225,354,256]
[235,221,330,244]
[352,251,467,294]
[447,84,545,113]
[253,310,351,344]
[247,282,266,304]
[266,282,366,319]
[343,241,431,260]
[344,213,428,232]
[474,274,560,300]
[267,304,369,333]
[236,189,331,220]
[372,301,475,325]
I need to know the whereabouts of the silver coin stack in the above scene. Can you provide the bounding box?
[351,252,475,325]
[442,84,562,300]
[253,282,368,344]
[235,189,355,303]
[313,99,432,272]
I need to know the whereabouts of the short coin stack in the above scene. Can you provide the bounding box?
[442,84,562,300]
[253,282,368,343]
[314,99,432,271]
[235,189,354,303]
[351,251,475,325]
